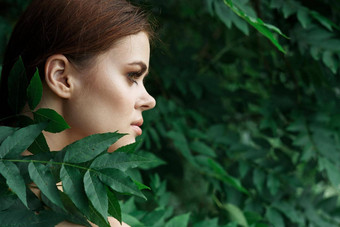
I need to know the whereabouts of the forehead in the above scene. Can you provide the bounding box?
[102,32,150,65]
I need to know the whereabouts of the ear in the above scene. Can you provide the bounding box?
[44,54,75,99]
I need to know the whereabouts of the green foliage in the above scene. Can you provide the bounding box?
[134,0,340,226]
[0,121,165,225]
[2,0,340,226]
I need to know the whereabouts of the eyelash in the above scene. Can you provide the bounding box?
[127,71,142,85]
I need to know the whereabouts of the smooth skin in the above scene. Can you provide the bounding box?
[36,32,156,226]
[39,31,155,151]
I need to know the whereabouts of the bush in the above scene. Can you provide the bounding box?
[1,0,340,226]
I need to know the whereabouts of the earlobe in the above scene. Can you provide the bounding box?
[45,54,73,99]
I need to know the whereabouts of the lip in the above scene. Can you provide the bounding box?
[131,119,143,136]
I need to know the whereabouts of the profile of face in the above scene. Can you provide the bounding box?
[42,32,156,152]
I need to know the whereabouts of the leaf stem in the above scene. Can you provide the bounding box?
[1,159,98,173]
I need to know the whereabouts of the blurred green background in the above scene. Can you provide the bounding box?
[2,0,340,226]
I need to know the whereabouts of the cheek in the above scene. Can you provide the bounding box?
[64,76,134,138]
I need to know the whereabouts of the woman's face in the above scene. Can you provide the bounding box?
[63,32,156,151]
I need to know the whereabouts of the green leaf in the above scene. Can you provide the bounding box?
[147,127,161,149]
[33,108,70,133]
[140,208,171,227]
[297,8,311,28]
[248,18,287,53]
[137,151,166,170]
[322,51,338,74]
[34,210,70,227]
[273,202,304,225]
[310,11,338,31]
[265,207,284,227]
[208,158,248,194]
[267,174,280,196]
[253,168,265,193]
[122,212,144,226]
[0,123,46,158]
[91,152,165,172]
[26,69,43,110]
[319,158,340,187]
[282,2,297,18]
[206,0,214,16]
[0,161,27,207]
[28,162,64,209]
[27,133,50,154]
[107,189,122,224]
[190,141,216,157]
[86,202,110,227]
[167,131,195,164]
[98,168,145,199]
[84,170,108,223]
[0,126,17,144]
[224,203,248,227]
[44,191,91,227]
[60,165,88,213]
[7,56,28,114]
[120,197,137,213]
[133,180,151,191]
[222,0,288,53]
[231,15,249,35]
[0,184,17,211]
[310,46,320,60]
[165,213,191,227]
[114,140,141,153]
[63,132,123,164]
[214,0,233,28]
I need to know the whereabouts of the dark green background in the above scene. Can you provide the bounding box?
[1,0,340,226]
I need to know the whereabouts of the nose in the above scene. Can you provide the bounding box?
[136,87,156,111]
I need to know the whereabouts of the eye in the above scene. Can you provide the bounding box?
[127,71,142,85]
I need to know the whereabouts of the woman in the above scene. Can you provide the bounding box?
[0,0,156,226]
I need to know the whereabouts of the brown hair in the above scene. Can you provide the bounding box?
[0,0,153,121]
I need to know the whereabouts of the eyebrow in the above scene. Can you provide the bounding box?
[128,61,149,76]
